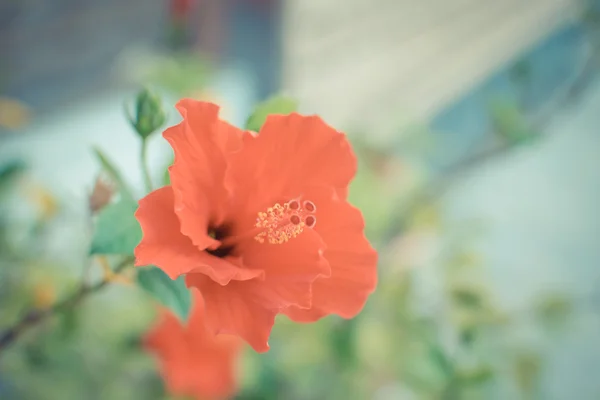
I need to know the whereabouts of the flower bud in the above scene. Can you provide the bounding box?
[89,176,114,214]
[128,88,166,139]
[32,282,56,309]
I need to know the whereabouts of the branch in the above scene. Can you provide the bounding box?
[0,256,134,356]
[381,48,597,243]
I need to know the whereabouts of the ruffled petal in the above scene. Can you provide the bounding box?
[144,293,240,399]
[144,309,187,361]
[284,187,378,322]
[227,113,357,216]
[240,227,329,310]
[164,100,244,250]
[186,275,276,353]
[187,294,241,399]
[135,186,263,284]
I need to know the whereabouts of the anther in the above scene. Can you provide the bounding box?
[304,215,316,228]
[288,200,300,210]
[303,200,316,212]
[253,197,317,244]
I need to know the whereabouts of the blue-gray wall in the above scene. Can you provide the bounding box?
[430,22,590,168]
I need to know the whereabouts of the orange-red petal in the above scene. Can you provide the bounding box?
[227,113,357,217]
[284,187,378,322]
[165,100,244,250]
[240,227,330,310]
[144,293,241,399]
[186,275,276,353]
[144,308,187,361]
[135,186,263,284]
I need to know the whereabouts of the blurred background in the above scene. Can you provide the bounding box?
[1,0,600,398]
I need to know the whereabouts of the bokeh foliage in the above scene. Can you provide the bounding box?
[0,63,581,400]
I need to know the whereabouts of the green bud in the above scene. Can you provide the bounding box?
[128,88,166,139]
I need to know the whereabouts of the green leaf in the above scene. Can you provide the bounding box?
[0,160,26,194]
[533,293,573,331]
[449,284,487,310]
[331,319,357,368]
[513,351,541,395]
[245,95,298,132]
[458,326,478,346]
[428,344,454,379]
[0,160,25,182]
[488,99,537,145]
[455,365,494,385]
[90,196,141,256]
[92,147,135,202]
[137,266,192,321]
[147,53,213,96]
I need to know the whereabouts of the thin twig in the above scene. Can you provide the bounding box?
[382,48,597,243]
[0,256,134,355]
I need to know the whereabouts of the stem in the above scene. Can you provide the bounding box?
[140,138,153,193]
[0,256,134,356]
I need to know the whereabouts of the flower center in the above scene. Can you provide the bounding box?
[216,198,317,249]
[206,225,234,258]
[254,199,317,244]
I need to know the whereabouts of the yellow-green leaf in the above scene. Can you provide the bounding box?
[245,95,298,132]
[92,147,135,203]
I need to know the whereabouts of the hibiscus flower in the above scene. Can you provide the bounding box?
[145,292,241,399]
[135,100,378,352]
